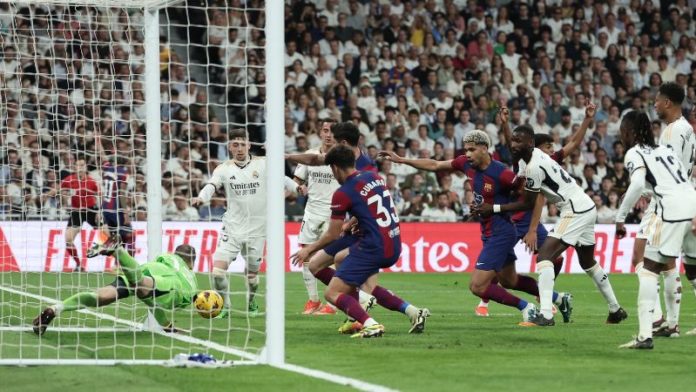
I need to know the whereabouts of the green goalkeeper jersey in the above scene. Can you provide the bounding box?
[122,253,198,310]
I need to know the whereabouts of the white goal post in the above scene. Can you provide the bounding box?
[0,0,285,367]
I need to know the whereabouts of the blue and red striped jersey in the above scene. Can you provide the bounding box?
[452,155,517,238]
[356,153,377,173]
[330,171,400,260]
[101,162,129,212]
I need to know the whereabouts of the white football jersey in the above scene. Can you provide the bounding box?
[659,116,696,178]
[518,148,595,213]
[207,156,267,238]
[293,147,339,219]
[624,144,696,222]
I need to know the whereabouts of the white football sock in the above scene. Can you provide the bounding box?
[363,318,378,327]
[638,269,659,340]
[637,263,663,321]
[477,300,489,307]
[584,262,620,313]
[358,289,375,307]
[662,268,682,329]
[213,267,232,310]
[537,260,555,319]
[52,303,64,316]
[302,263,320,302]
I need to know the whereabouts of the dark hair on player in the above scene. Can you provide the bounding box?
[174,244,196,268]
[228,128,248,140]
[534,133,554,147]
[622,110,656,148]
[513,124,535,140]
[324,144,356,169]
[658,82,685,105]
[331,122,360,146]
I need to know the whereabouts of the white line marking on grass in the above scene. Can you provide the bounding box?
[0,327,135,333]
[0,285,257,361]
[276,363,399,392]
[0,285,399,392]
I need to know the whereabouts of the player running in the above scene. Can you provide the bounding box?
[292,119,339,315]
[381,130,567,324]
[286,122,378,323]
[474,104,594,316]
[292,145,429,338]
[476,124,624,326]
[192,129,266,318]
[33,236,198,335]
[616,110,696,349]
[629,83,696,338]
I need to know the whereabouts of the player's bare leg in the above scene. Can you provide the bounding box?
[324,275,383,338]
[633,237,665,329]
[65,226,84,272]
[211,259,232,319]
[33,285,120,336]
[575,245,627,324]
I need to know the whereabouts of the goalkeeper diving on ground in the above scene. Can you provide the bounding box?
[32,236,198,335]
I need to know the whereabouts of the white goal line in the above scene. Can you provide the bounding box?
[0,284,398,392]
[0,285,258,361]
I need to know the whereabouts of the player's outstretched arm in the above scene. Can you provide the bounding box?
[286,152,325,166]
[499,105,512,148]
[473,189,538,217]
[378,151,453,171]
[561,101,595,157]
[615,167,646,239]
[291,218,343,265]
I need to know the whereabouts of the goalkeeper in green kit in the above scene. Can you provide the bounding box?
[33,236,198,335]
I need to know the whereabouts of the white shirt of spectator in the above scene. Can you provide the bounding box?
[569,105,585,127]
[552,121,573,140]
[624,144,696,221]
[166,203,200,221]
[501,52,521,73]
[421,206,457,222]
[293,147,339,219]
[285,51,306,68]
[519,148,595,213]
[207,157,267,238]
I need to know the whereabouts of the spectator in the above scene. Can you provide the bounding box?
[421,191,457,222]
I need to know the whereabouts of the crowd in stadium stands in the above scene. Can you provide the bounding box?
[0,1,695,225]
[282,0,696,224]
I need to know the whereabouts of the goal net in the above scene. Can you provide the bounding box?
[0,0,282,365]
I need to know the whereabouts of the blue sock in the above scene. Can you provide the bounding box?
[516,299,528,311]
[552,292,559,303]
[398,301,410,313]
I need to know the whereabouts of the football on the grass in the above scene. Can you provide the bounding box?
[194,290,224,318]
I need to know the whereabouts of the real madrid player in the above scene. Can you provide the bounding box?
[616,110,696,349]
[193,129,269,318]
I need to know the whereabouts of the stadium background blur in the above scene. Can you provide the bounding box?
[0,0,695,226]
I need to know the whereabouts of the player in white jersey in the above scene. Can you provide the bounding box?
[630,83,696,337]
[475,124,624,326]
[293,120,339,315]
[615,111,696,349]
[193,129,267,318]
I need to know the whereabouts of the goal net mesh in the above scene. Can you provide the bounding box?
[0,1,268,364]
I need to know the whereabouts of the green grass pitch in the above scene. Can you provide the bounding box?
[1,272,695,391]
